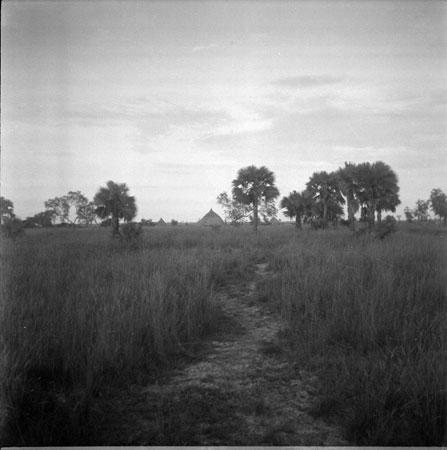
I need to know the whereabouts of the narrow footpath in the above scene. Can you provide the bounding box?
[103,263,348,445]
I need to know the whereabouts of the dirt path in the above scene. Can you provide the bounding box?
[106,263,348,445]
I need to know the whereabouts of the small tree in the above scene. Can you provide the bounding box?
[259,199,278,224]
[232,165,280,233]
[404,207,414,223]
[217,192,251,225]
[77,202,97,225]
[430,188,447,225]
[94,181,137,236]
[66,191,97,225]
[281,190,309,229]
[306,171,344,229]
[0,197,15,223]
[45,191,96,226]
[413,199,430,222]
[44,196,70,224]
[355,161,400,231]
[0,197,25,239]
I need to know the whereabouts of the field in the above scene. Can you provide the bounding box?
[1,223,446,445]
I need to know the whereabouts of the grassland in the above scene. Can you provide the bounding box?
[1,223,446,445]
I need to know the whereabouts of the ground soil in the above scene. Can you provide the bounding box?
[98,263,349,445]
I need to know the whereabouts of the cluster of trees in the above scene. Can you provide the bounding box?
[43,191,97,226]
[1,181,138,237]
[218,161,402,232]
[2,178,183,240]
[404,189,447,224]
[3,166,446,240]
[282,161,401,231]
[17,191,98,229]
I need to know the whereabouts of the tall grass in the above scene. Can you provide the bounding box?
[264,230,447,445]
[3,224,445,445]
[0,226,256,445]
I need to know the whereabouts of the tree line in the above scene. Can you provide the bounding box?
[404,189,447,225]
[218,161,403,232]
[1,161,447,239]
[0,181,137,237]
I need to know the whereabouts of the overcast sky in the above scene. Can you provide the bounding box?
[1,0,446,222]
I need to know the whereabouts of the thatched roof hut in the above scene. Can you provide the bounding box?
[198,209,225,227]
[157,218,167,226]
[270,217,280,225]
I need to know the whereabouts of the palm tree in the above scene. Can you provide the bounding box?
[337,162,360,231]
[232,165,280,233]
[281,190,308,229]
[375,189,400,224]
[306,171,344,228]
[313,196,345,227]
[355,161,400,230]
[94,181,137,235]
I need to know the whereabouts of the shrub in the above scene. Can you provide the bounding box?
[120,222,142,239]
[141,218,155,227]
[375,215,397,239]
[1,217,25,240]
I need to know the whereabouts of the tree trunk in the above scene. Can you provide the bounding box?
[253,199,258,234]
[322,201,328,229]
[377,209,382,224]
[111,215,120,236]
[367,202,375,231]
[295,214,302,230]
[347,195,356,232]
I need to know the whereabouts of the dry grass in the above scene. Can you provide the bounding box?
[262,226,447,445]
[0,226,255,445]
[1,223,445,445]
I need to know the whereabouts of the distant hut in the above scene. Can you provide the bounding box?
[157,218,167,226]
[198,209,225,227]
[270,217,280,225]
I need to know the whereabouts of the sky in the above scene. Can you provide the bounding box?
[1,0,446,222]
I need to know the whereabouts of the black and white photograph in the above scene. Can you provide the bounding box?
[1,0,446,446]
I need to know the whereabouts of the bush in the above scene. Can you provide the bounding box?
[119,222,143,246]
[1,217,25,240]
[375,215,397,239]
[141,219,155,227]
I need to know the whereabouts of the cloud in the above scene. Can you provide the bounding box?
[330,144,444,172]
[269,74,447,125]
[272,75,345,89]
